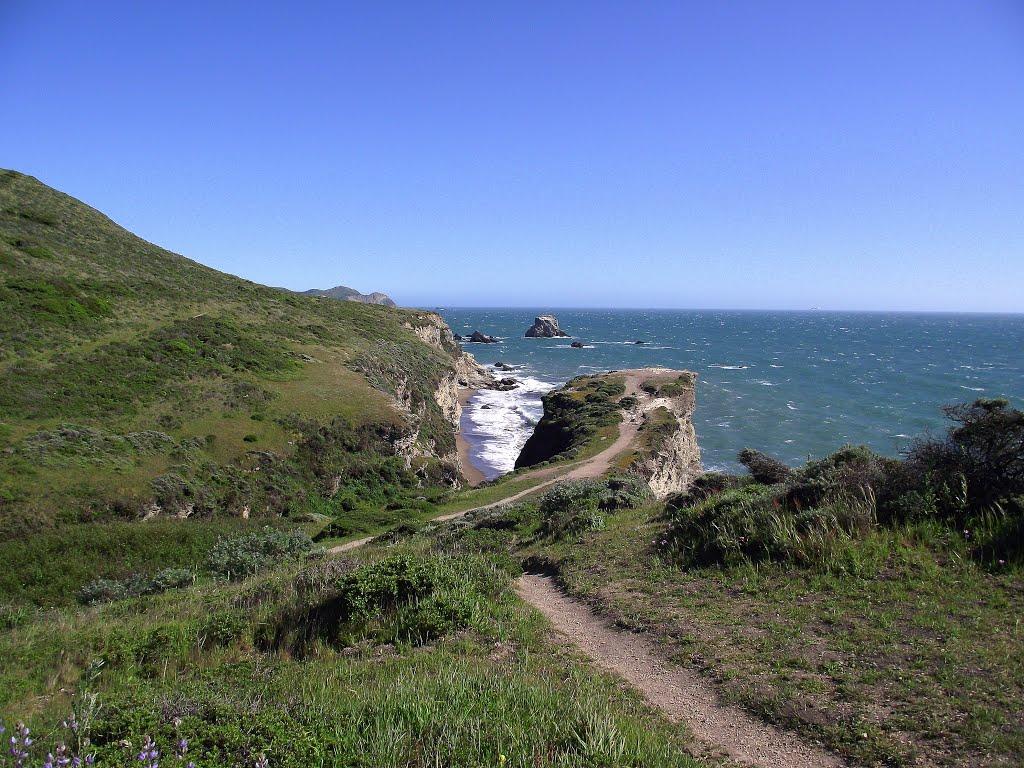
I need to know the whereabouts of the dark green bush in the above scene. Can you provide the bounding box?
[536,476,650,539]
[905,398,1024,521]
[738,448,794,485]
[270,553,499,652]
[786,445,893,509]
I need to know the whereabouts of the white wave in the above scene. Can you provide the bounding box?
[786,402,798,410]
[960,385,985,392]
[709,364,749,370]
[754,380,776,387]
[461,376,557,478]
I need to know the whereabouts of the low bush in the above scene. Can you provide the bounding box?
[206,527,318,580]
[661,482,878,573]
[538,476,650,539]
[78,567,196,604]
[738,448,794,485]
[269,553,501,652]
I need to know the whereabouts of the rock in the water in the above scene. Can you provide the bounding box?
[525,315,569,338]
[633,340,646,345]
[480,404,492,409]
[494,377,520,391]
[453,333,463,341]
[468,330,499,343]
[570,341,585,348]
[493,361,516,371]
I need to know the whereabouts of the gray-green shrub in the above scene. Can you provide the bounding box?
[206,526,317,580]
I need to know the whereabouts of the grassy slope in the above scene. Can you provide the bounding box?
[527,504,1024,768]
[0,169,467,602]
[0,533,702,768]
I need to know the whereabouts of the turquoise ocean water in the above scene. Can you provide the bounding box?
[439,309,1024,480]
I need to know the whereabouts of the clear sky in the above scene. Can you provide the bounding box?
[2,2,1023,311]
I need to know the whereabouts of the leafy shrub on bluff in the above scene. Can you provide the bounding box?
[903,398,1024,521]
[786,445,897,511]
[665,471,749,509]
[269,553,501,652]
[206,527,317,580]
[738,448,794,485]
[661,482,876,571]
[663,398,1024,570]
[539,476,651,539]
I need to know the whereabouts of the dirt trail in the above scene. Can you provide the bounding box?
[516,574,846,768]
[326,369,846,765]
[329,371,646,554]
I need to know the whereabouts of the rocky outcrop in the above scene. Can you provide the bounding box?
[514,368,702,496]
[525,315,568,338]
[570,341,584,348]
[467,330,499,343]
[625,372,702,498]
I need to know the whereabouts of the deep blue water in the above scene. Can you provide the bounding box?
[439,309,1024,478]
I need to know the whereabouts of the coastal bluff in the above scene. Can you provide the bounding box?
[514,368,702,497]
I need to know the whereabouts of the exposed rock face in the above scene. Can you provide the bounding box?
[570,341,584,348]
[396,312,498,485]
[627,373,702,498]
[525,315,569,338]
[468,330,499,343]
[494,377,520,391]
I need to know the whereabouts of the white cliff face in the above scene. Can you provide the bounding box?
[383,312,496,485]
[629,383,703,498]
[405,313,495,389]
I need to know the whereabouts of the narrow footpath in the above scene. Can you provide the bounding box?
[327,369,849,767]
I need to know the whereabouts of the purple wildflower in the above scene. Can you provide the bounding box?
[137,735,159,768]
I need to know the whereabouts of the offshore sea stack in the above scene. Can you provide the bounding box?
[524,315,569,338]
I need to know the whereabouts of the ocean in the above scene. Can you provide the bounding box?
[439,309,1024,480]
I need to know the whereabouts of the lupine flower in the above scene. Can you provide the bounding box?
[254,753,269,768]
[137,735,159,768]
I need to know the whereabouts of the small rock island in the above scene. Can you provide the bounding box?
[525,314,569,337]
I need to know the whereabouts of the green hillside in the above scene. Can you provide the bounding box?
[0,169,465,543]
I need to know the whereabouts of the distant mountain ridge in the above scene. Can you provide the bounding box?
[301,284,396,307]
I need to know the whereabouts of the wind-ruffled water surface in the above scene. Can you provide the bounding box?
[440,308,1024,478]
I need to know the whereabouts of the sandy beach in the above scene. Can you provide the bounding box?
[456,387,486,486]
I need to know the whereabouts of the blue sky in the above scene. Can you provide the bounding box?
[2,1,1023,311]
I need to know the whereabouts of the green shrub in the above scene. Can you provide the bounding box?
[905,398,1024,521]
[77,578,129,605]
[738,448,794,484]
[78,567,196,604]
[538,477,651,539]
[271,553,500,652]
[661,480,878,572]
[206,527,317,580]
[600,475,653,510]
[538,480,606,538]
